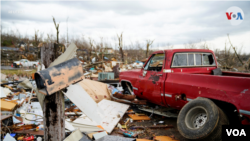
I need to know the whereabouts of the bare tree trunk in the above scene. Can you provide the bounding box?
[117,32,124,62]
[227,34,244,66]
[146,39,154,58]
[53,16,59,44]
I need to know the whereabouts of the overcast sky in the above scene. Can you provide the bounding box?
[1,1,250,52]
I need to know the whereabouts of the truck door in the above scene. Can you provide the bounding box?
[138,53,165,106]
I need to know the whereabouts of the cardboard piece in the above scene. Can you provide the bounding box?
[1,99,17,111]
[78,79,111,103]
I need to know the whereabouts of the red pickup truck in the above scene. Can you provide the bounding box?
[119,49,250,140]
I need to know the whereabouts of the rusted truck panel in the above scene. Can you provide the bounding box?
[35,58,84,95]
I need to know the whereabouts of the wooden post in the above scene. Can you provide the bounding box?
[41,43,65,141]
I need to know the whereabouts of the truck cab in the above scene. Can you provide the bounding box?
[120,49,250,140]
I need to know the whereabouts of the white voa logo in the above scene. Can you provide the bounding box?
[226,129,246,136]
[226,6,244,26]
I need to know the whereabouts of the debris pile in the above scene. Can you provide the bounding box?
[1,43,180,141]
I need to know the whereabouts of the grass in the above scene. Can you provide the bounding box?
[1,69,37,78]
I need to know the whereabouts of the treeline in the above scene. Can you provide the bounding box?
[1,27,250,72]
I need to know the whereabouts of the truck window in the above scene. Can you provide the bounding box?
[203,54,215,65]
[195,54,202,65]
[172,53,216,67]
[188,54,194,66]
[144,54,164,71]
[172,54,187,66]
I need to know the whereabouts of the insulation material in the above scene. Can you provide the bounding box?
[78,79,111,103]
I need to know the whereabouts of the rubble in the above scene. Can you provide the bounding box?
[1,45,183,141]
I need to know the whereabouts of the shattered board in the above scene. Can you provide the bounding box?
[64,84,129,133]
[64,84,105,124]
[98,99,129,133]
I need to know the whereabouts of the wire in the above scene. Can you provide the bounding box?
[24,113,43,121]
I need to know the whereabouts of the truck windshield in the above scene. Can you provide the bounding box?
[172,53,215,67]
[144,54,164,71]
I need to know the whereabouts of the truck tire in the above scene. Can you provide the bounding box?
[177,97,228,141]
[33,64,37,69]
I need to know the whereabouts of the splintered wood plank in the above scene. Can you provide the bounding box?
[128,114,150,120]
[155,136,179,141]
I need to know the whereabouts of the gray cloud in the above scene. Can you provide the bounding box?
[1,1,250,52]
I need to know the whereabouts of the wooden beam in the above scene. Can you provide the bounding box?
[41,43,65,141]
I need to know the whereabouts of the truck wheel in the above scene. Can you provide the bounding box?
[177,97,228,140]
[33,64,37,69]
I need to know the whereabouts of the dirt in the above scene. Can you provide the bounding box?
[111,112,189,141]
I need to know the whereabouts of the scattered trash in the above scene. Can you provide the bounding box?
[0,45,193,141]
[3,133,16,141]
[93,131,108,140]
[118,129,138,138]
